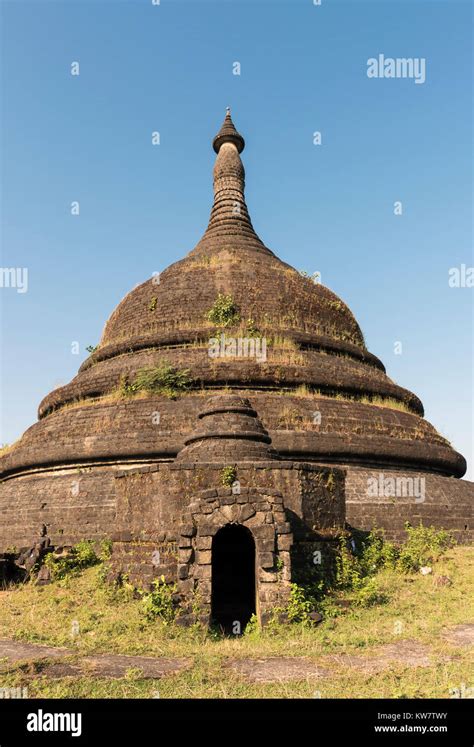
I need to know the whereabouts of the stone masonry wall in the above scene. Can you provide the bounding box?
[0,466,119,552]
[109,461,345,619]
[345,466,473,543]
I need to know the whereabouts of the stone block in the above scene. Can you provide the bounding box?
[259,552,274,569]
[178,548,193,564]
[201,489,217,500]
[240,504,256,522]
[253,525,275,541]
[260,538,275,554]
[194,564,211,579]
[179,524,196,538]
[198,523,216,536]
[197,550,212,565]
[256,501,271,512]
[197,580,211,598]
[196,536,212,550]
[220,505,238,522]
[178,579,194,595]
[277,534,292,551]
[221,496,235,505]
[258,568,277,583]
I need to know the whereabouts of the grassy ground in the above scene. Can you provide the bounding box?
[0,544,472,699]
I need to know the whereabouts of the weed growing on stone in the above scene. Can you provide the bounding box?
[206,294,240,328]
[44,540,101,581]
[120,362,193,399]
[221,466,237,487]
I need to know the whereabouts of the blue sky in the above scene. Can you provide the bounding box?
[1,0,473,477]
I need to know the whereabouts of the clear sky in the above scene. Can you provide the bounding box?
[1,0,473,477]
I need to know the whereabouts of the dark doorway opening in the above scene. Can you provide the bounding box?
[211,524,256,634]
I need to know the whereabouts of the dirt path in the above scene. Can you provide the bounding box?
[0,624,471,683]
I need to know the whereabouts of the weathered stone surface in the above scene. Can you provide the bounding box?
[321,641,438,673]
[80,654,190,679]
[253,525,275,541]
[277,535,292,552]
[179,524,196,538]
[36,565,51,585]
[196,536,212,550]
[226,657,328,683]
[259,552,274,569]
[27,653,191,680]
[178,548,193,564]
[196,550,211,565]
[240,504,256,522]
[0,640,73,672]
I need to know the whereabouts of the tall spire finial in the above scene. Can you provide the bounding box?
[190,111,274,257]
[212,108,245,154]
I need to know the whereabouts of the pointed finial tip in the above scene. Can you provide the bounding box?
[213,109,245,154]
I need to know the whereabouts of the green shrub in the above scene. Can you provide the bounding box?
[335,538,365,591]
[141,577,177,622]
[246,318,261,337]
[286,583,314,623]
[243,613,260,637]
[352,578,387,607]
[121,362,193,399]
[397,523,454,573]
[206,294,240,327]
[44,540,100,580]
[221,466,237,487]
[99,539,113,561]
[359,531,398,575]
[119,374,135,397]
[286,524,454,620]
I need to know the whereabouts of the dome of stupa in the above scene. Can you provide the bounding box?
[0,110,471,552]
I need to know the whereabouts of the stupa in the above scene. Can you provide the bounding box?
[0,110,472,626]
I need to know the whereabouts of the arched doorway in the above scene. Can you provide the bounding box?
[211,524,256,634]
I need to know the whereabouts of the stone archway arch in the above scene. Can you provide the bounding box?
[176,486,293,627]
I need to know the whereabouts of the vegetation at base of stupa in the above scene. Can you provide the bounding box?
[206,294,241,327]
[0,529,471,699]
[285,524,455,624]
[44,540,110,581]
[119,362,193,399]
[140,577,177,623]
